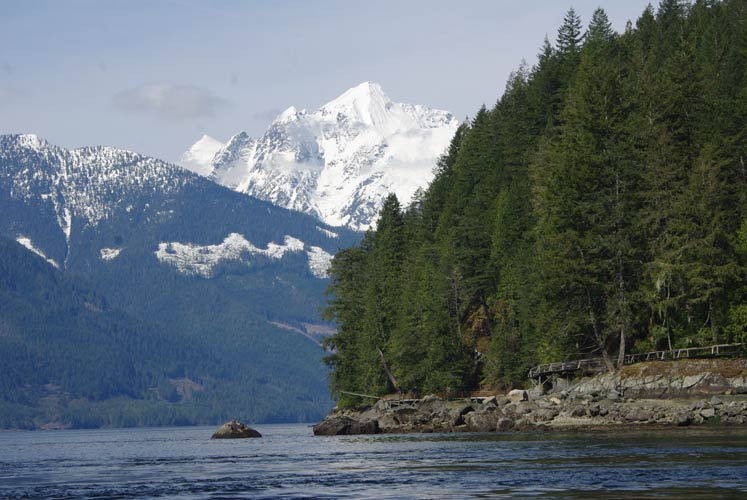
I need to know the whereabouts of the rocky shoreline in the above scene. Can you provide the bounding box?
[313,359,747,436]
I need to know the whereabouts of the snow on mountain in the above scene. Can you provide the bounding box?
[316,226,338,239]
[1,133,348,278]
[155,232,332,279]
[179,134,225,177]
[181,82,458,230]
[1,133,199,267]
[306,246,333,279]
[100,247,123,260]
[16,236,60,268]
[2,134,196,226]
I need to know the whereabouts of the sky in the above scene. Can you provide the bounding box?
[0,0,656,163]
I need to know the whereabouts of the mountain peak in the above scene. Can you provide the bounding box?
[180,134,225,177]
[274,106,305,124]
[332,81,388,103]
[180,83,458,230]
[319,82,391,126]
[3,133,47,151]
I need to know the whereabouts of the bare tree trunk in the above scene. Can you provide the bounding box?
[377,348,400,393]
[614,170,628,369]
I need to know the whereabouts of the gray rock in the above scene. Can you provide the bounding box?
[507,389,528,402]
[625,408,653,422]
[313,415,379,436]
[673,413,691,426]
[516,403,535,415]
[482,396,498,406]
[313,415,357,435]
[496,418,514,431]
[349,419,380,435]
[533,409,559,422]
[211,420,262,439]
[570,405,588,418]
[699,408,716,419]
[710,396,723,406]
[465,411,498,432]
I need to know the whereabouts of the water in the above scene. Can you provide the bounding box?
[2,424,747,499]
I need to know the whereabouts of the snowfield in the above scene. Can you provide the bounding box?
[155,232,332,279]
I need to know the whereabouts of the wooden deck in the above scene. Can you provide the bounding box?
[527,343,746,380]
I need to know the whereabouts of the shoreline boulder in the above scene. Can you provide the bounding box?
[211,420,262,439]
[507,389,528,402]
[313,415,380,436]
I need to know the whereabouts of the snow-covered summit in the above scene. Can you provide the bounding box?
[179,134,225,177]
[180,82,458,230]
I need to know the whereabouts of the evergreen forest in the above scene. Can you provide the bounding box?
[322,0,747,404]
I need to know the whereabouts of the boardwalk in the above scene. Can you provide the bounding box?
[528,343,746,380]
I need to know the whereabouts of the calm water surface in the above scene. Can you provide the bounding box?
[2,424,747,499]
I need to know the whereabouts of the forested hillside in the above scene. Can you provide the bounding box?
[323,0,747,404]
[0,237,332,428]
[0,136,360,429]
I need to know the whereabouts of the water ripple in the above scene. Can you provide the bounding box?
[2,425,747,499]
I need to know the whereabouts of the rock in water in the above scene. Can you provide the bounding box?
[211,420,262,439]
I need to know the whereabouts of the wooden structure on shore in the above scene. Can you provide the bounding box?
[528,343,746,385]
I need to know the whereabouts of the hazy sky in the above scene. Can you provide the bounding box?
[1,0,655,163]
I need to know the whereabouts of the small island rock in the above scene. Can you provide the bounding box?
[211,420,262,439]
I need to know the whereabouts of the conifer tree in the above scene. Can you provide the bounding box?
[322,1,747,402]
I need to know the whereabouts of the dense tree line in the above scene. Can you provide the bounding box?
[323,0,747,405]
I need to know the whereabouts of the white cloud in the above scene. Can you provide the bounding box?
[113,82,227,120]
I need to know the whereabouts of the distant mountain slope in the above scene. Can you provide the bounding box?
[181,82,458,230]
[0,134,360,429]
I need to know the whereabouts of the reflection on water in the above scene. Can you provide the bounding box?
[1,425,747,499]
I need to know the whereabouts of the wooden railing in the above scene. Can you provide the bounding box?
[528,343,745,380]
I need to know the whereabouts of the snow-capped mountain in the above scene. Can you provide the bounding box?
[180,82,459,230]
[0,134,350,277]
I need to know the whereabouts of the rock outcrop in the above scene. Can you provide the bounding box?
[569,359,747,398]
[314,393,747,436]
[314,359,747,436]
[312,415,380,436]
[211,420,262,439]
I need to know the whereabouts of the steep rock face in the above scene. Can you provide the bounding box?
[181,82,458,230]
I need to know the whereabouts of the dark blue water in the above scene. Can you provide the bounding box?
[2,424,747,499]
